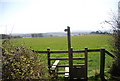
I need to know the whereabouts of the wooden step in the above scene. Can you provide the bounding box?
[65,67,69,78]
[50,60,60,70]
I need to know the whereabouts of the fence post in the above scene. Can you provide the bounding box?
[100,48,106,81]
[64,26,71,51]
[65,26,73,79]
[69,47,73,79]
[85,47,88,79]
[47,48,51,74]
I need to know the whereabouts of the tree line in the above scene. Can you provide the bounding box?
[0,34,22,39]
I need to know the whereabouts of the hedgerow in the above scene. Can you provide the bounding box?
[2,39,49,80]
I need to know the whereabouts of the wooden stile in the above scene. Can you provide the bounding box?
[33,27,114,80]
[34,47,114,80]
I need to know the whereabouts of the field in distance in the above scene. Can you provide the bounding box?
[13,34,112,51]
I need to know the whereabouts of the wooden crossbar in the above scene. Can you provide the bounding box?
[50,57,85,60]
[56,64,85,67]
[34,49,100,53]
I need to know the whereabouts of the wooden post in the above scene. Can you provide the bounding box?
[85,48,88,79]
[47,48,51,74]
[69,47,73,79]
[64,26,73,79]
[67,26,71,51]
[100,48,106,81]
[64,26,71,50]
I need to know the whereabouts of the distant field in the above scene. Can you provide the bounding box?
[12,34,112,50]
[12,34,113,77]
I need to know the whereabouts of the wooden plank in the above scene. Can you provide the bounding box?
[87,49,100,52]
[51,60,60,70]
[73,49,100,53]
[57,64,85,67]
[105,50,115,58]
[50,50,84,53]
[50,60,59,79]
[53,60,60,66]
[65,67,69,78]
[50,51,68,53]
[57,72,66,74]
[34,51,48,53]
[50,57,85,60]
[34,49,101,54]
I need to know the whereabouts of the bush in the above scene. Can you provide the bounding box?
[108,16,120,79]
[110,29,120,79]
[104,11,120,80]
[2,39,49,80]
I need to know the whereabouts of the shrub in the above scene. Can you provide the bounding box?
[105,10,120,79]
[105,14,120,79]
[2,39,49,80]
[110,27,120,79]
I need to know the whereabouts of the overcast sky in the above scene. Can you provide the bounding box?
[0,0,119,34]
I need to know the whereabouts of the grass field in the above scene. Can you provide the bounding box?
[12,34,112,50]
[11,34,113,79]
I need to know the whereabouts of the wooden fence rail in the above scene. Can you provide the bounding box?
[34,49,101,53]
[105,50,115,58]
[33,48,114,80]
[34,49,114,58]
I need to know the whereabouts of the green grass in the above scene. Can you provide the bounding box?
[11,34,113,79]
[12,34,112,50]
